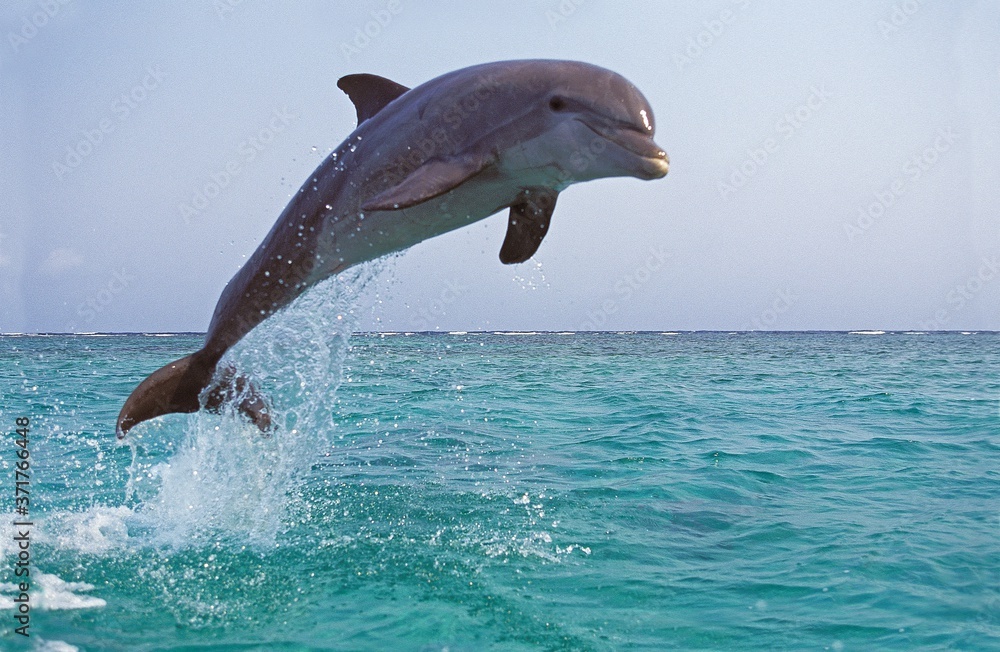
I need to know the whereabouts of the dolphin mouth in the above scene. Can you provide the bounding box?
[578,119,669,179]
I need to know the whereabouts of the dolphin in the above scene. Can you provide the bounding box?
[116,59,669,438]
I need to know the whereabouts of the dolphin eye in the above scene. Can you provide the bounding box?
[548,96,566,112]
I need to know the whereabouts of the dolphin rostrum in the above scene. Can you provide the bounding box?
[116,59,669,438]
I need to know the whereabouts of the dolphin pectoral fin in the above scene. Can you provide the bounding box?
[362,155,489,211]
[116,352,215,439]
[337,74,410,124]
[204,365,273,435]
[499,188,559,264]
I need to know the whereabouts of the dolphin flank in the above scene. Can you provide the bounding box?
[116,59,669,438]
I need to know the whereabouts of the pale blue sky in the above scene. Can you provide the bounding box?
[2,0,998,332]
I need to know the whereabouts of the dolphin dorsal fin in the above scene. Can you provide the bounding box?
[337,73,410,124]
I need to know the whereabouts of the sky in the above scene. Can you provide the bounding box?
[1,0,998,333]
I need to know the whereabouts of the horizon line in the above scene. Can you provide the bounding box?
[1,330,996,336]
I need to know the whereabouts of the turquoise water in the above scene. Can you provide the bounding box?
[0,326,998,649]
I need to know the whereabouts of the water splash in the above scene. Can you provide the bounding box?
[511,257,549,291]
[128,263,383,549]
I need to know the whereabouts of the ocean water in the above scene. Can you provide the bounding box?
[0,324,997,649]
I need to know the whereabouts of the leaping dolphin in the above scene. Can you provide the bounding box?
[116,59,669,438]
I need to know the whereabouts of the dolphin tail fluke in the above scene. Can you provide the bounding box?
[116,352,211,439]
[116,353,272,439]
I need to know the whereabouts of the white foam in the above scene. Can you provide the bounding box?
[34,640,80,652]
[51,506,132,554]
[0,583,17,609]
[849,330,885,335]
[448,331,468,335]
[476,530,580,563]
[35,573,106,610]
[0,507,132,558]
[0,573,105,611]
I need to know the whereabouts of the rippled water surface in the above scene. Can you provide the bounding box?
[0,329,997,650]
